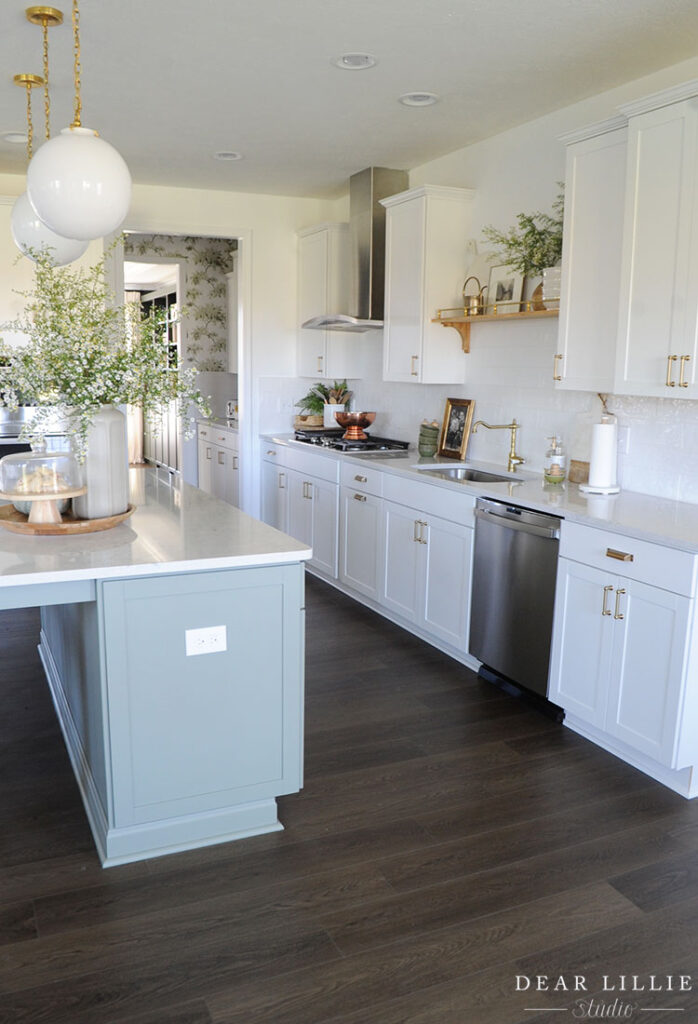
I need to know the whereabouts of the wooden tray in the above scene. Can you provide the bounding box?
[0,503,136,536]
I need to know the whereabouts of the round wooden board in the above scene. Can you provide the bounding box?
[0,503,136,536]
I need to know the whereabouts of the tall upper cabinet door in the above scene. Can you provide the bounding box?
[556,118,627,392]
[382,186,474,384]
[615,86,698,397]
[297,223,365,380]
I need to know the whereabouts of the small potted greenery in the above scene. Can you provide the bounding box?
[294,380,352,429]
[482,186,564,307]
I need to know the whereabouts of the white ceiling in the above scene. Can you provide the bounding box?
[1,0,698,198]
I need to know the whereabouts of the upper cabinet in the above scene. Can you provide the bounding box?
[556,118,628,392]
[557,80,698,399]
[615,86,698,397]
[381,185,474,384]
[297,223,365,380]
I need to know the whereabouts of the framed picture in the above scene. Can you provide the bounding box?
[487,265,524,313]
[438,397,475,460]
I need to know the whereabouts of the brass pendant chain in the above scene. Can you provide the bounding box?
[42,18,50,138]
[71,0,82,128]
[26,81,34,159]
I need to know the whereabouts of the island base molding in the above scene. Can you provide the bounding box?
[35,562,305,867]
[564,714,698,799]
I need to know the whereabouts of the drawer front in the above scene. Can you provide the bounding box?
[198,423,211,441]
[340,461,384,496]
[262,443,286,466]
[382,473,475,525]
[560,521,697,596]
[284,446,340,483]
[212,428,238,451]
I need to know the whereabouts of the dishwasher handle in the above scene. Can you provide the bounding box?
[474,505,561,541]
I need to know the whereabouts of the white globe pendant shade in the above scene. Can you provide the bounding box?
[27,125,132,242]
[11,192,88,266]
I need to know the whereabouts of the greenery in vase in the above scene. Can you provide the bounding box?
[295,380,352,415]
[0,249,211,460]
[482,186,564,277]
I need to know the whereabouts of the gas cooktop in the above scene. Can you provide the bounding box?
[293,428,409,454]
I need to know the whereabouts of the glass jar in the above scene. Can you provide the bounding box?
[544,435,566,484]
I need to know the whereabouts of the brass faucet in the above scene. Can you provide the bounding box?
[472,418,525,473]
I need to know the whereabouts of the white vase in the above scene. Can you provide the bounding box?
[73,405,129,520]
[324,403,345,428]
[542,266,562,309]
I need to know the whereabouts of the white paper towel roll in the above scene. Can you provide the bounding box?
[588,420,618,490]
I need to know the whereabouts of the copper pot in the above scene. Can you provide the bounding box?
[334,411,376,440]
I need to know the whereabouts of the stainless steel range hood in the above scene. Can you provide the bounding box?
[302,166,408,333]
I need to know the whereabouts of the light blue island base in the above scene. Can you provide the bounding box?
[37,563,305,867]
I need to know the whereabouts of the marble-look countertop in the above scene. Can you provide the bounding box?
[198,417,238,431]
[263,433,698,554]
[0,467,310,589]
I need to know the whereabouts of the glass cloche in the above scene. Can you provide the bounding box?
[0,442,85,524]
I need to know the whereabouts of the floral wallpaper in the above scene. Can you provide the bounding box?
[124,233,237,372]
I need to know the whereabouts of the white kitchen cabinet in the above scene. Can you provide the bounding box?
[286,468,338,579]
[197,423,240,508]
[297,223,365,380]
[549,522,697,770]
[261,448,288,532]
[339,463,384,601]
[381,498,472,650]
[555,118,628,392]
[615,85,698,397]
[381,185,474,384]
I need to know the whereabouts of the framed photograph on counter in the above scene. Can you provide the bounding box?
[438,397,475,460]
[487,265,524,313]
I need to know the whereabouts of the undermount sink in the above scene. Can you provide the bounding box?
[416,466,516,483]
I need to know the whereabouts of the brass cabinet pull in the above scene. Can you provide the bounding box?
[354,474,368,483]
[679,354,691,388]
[233,456,239,470]
[666,354,678,387]
[410,355,419,377]
[217,451,225,465]
[200,430,208,438]
[606,548,634,562]
[602,584,614,616]
[413,520,420,543]
[614,588,626,620]
[306,481,313,500]
[278,472,285,489]
[205,447,212,460]
[354,493,367,502]
[317,356,323,374]
[419,520,428,544]
[553,353,563,381]
[266,449,276,456]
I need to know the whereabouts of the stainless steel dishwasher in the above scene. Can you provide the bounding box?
[469,497,561,698]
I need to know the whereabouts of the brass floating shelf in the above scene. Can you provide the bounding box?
[433,302,559,353]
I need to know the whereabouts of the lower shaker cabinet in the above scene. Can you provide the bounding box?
[549,555,693,768]
[261,457,288,532]
[381,499,472,650]
[339,486,383,600]
[287,469,339,579]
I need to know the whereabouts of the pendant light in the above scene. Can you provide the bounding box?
[26,0,132,242]
[10,62,88,266]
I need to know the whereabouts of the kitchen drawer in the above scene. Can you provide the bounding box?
[198,423,212,441]
[340,461,383,497]
[560,521,697,597]
[383,473,475,526]
[284,446,340,483]
[262,443,286,465]
[212,428,238,451]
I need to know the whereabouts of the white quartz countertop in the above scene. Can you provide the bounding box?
[0,467,311,589]
[263,433,698,554]
[198,417,238,431]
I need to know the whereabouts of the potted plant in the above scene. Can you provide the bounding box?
[0,248,211,517]
[482,186,564,308]
[294,380,352,429]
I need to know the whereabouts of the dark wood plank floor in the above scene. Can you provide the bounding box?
[2,577,698,1023]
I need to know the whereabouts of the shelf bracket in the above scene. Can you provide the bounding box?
[438,319,471,353]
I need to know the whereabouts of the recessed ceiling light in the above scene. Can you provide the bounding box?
[399,92,439,107]
[214,151,242,161]
[2,131,28,144]
[332,53,377,70]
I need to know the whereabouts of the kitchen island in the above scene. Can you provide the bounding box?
[0,468,311,866]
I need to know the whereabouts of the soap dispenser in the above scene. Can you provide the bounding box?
[544,435,567,484]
